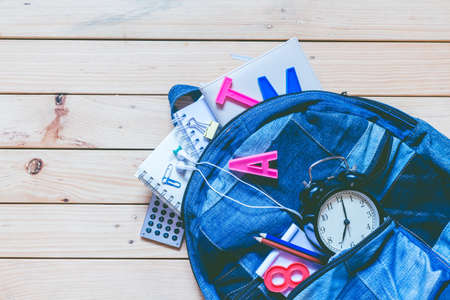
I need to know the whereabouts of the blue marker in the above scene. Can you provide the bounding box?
[259,232,327,261]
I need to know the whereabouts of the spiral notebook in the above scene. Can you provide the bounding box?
[135,96,218,214]
[136,128,192,213]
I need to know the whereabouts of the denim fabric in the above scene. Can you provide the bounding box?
[177,90,450,299]
[168,84,202,116]
[294,220,449,299]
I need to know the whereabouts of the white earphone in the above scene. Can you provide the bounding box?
[172,146,303,220]
[175,161,197,172]
[173,146,198,172]
[173,146,194,162]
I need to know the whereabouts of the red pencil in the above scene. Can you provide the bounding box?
[254,236,325,265]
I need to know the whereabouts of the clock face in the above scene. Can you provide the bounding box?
[316,190,380,253]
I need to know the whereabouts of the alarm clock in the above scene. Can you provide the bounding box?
[299,156,383,254]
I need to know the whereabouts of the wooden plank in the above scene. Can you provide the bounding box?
[0,150,151,204]
[0,205,188,258]
[0,41,449,95]
[0,0,449,41]
[372,97,450,134]
[0,259,202,300]
[0,95,172,148]
[0,95,448,149]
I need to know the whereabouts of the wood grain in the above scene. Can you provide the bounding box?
[0,95,448,149]
[0,204,187,258]
[0,150,151,204]
[0,95,171,148]
[0,0,449,41]
[0,259,201,300]
[0,41,449,95]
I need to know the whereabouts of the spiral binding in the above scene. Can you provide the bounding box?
[137,170,182,212]
[172,112,208,159]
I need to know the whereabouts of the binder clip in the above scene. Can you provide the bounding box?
[204,121,220,140]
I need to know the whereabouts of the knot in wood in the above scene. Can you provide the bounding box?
[26,158,43,175]
[55,94,66,105]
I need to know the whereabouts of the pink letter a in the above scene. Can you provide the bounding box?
[228,151,278,178]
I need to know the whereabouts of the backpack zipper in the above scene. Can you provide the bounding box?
[345,95,416,130]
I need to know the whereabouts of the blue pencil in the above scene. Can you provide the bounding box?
[259,232,327,261]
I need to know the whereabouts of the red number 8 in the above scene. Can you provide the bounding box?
[263,263,310,293]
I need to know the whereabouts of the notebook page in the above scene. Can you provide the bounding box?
[135,128,192,214]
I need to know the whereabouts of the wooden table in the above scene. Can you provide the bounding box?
[0,1,449,299]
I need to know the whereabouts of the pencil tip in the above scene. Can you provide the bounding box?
[259,233,266,238]
[254,236,262,242]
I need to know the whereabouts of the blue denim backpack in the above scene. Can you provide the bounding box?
[168,86,449,300]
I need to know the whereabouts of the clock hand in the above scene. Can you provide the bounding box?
[340,198,350,244]
[341,199,349,223]
[341,223,347,243]
[341,219,350,243]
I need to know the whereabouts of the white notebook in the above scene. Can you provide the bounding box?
[201,38,321,125]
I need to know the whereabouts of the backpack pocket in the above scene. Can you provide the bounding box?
[196,227,282,300]
[288,219,449,299]
[212,258,279,300]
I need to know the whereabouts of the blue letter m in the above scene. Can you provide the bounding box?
[257,67,302,100]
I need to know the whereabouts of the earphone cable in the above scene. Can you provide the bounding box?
[182,155,303,220]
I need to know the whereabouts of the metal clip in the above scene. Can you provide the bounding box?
[186,117,209,134]
[204,121,220,140]
[161,164,181,188]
